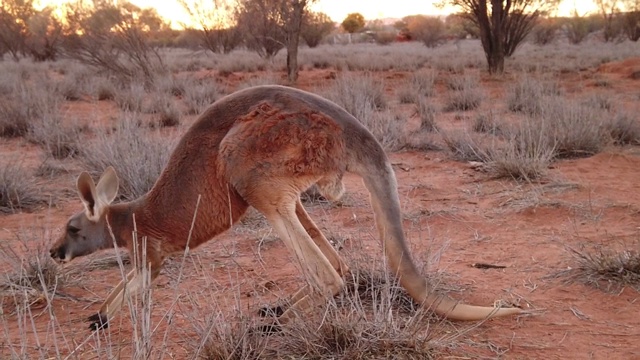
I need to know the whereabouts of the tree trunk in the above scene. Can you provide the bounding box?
[286,0,305,83]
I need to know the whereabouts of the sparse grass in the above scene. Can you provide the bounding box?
[560,241,640,292]
[78,113,177,200]
[0,161,46,213]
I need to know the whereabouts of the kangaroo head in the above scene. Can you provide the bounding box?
[50,167,119,263]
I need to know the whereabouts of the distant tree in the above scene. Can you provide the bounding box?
[564,12,602,44]
[179,0,241,53]
[596,0,623,41]
[532,17,560,45]
[0,0,35,60]
[622,0,640,41]
[235,0,287,58]
[301,11,334,47]
[445,13,480,39]
[236,0,315,82]
[62,1,166,84]
[404,15,447,47]
[341,12,365,36]
[438,0,560,74]
[25,7,64,61]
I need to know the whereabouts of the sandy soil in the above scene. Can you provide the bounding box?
[1,57,640,359]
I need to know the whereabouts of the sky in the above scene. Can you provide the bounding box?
[39,0,601,29]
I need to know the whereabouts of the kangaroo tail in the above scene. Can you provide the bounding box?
[351,146,521,321]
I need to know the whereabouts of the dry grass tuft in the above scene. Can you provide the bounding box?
[0,230,66,310]
[0,161,46,213]
[607,113,640,145]
[559,242,640,292]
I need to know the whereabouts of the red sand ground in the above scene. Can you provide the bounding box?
[1,58,640,359]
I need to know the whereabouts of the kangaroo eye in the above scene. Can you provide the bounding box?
[67,226,80,235]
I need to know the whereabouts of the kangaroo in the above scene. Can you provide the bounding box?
[50,85,522,331]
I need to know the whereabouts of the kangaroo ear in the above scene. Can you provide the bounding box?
[95,166,119,206]
[77,171,99,221]
[76,167,119,222]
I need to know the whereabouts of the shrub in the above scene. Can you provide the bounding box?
[0,161,45,213]
[410,71,436,97]
[183,79,221,115]
[507,77,561,115]
[322,74,402,150]
[415,98,438,132]
[115,83,146,112]
[28,112,82,159]
[607,113,640,145]
[444,86,482,112]
[539,99,610,159]
[472,111,503,135]
[441,129,486,162]
[561,242,640,292]
[484,120,555,180]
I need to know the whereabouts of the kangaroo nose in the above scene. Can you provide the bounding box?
[50,245,66,260]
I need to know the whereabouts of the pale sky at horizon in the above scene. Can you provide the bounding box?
[39,0,601,29]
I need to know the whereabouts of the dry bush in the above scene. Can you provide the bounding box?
[539,99,610,159]
[483,120,555,181]
[415,98,438,132]
[0,82,61,139]
[507,77,561,116]
[607,112,640,145]
[323,74,387,115]
[397,86,420,104]
[28,112,82,159]
[443,75,482,112]
[0,161,46,213]
[197,263,446,359]
[559,241,640,293]
[442,119,554,181]
[77,114,177,200]
[115,83,146,112]
[446,75,478,91]
[472,111,503,135]
[322,74,407,151]
[89,76,118,101]
[441,129,487,162]
[444,87,482,112]
[0,230,65,308]
[410,70,436,97]
[183,78,221,115]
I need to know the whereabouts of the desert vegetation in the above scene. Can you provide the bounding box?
[0,0,640,358]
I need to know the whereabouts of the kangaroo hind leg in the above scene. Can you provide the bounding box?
[242,181,344,328]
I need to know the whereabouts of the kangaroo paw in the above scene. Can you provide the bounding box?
[257,304,285,318]
[87,313,109,331]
